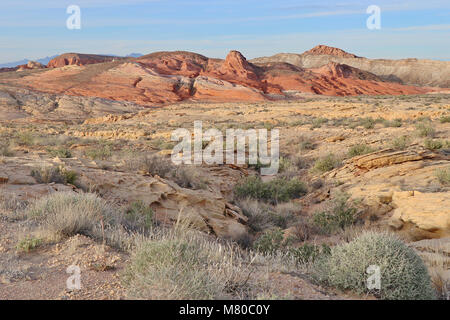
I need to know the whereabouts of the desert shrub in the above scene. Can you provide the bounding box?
[253,228,286,255]
[85,144,112,160]
[16,236,42,252]
[31,166,77,185]
[237,199,292,232]
[313,193,358,234]
[360,117,375,129]
[312,232,436,300]
[347,144,374,157]
[0,141,14,156]
[15,132,34,146]
[424,139,443,150]
[439,116,450,123]
[416,122,435,138]
[390,135,411,150]
[171,166,208,190]
[435,167,450,186]
[289,243,330,265]
[47,147,72,158]
[234,176,307,204]
[311,118,328,129]
[26,192,119,240]
[313,154,340,173]
[122,230,250,299]
[383,119,403,127]
[123,200,154,232]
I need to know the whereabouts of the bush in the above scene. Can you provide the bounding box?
[383,119,403,128]
[47,147,72,158]
[313,154,340,173]
[26,192,118,239]
[16,132,34,146]
[122,230,249,299]
[313,193,358,234]
[234,176,307,204]
[439,116,450,123]
[347,144,374,157]
[290,243,330,265]
[31,166,77,185]
[253,228,286,255]
[123,200,154,232]
[0,142,14,156]
[435,167,450,186]
[360,118,375,129]
[312,232,436,300]
[416,122,435,138]
[390,136,411,151]
[16,236,42,252]
[85,145,112,160]
[424,139,443,150]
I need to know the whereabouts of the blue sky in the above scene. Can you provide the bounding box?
[0,0,449,63]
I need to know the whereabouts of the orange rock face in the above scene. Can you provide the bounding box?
[47,53,119,68]
[7,48,437,106]
[303,44,359,58]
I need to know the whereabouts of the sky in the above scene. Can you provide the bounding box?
[0,0,449,63]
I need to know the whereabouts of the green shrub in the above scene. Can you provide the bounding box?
[47,147,72,158]
[31,166,77,185]
[124,200,154,232]
[312,232,436,300]
[0,142,14,156]
[311,118,328,129]
[85,145,112,160]
[313,193,358,234]
[289,243,330,265]
[16,132,34,146]
[416,122,435,138]
[360,118,375,129]
[313,154,340,173]
[424,139,443,150]
[439,116,450,123]
[383,119,403,128]
[390,136,411,151]
[16,236,42,252]
[234,176,307,204]
[435,167,450,186]
[347,144,374,157]
[253,228,286,255]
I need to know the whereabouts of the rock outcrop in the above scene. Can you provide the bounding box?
[2,49,436,105]
[327,147,450,240]
[47,53,119,68]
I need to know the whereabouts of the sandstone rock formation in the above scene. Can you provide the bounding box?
[0,49,436,106]
[47,53,119,68]
[0,156,248,240]
[326,147,450,240]
[251,45,450,88]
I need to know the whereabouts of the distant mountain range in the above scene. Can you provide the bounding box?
[0,53,143,68]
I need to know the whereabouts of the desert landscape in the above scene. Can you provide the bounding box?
[0,44,449,300]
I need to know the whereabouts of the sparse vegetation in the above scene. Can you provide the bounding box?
[313,153,341,173]
[234,176,307,204]
[47,147,72,158]
[390,135,411,150]
[312,232,436,300]
[347,144,374,157]
[435,167,450,185]
[416,122,436,137]
[313,193,359,234]
[16,236,42,252]
[424,139,443,150]
[31,166,77,185]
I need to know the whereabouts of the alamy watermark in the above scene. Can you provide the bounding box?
[67,5,81,30]
[366,265,381,291]
[171,121,279,175]
[66,265,81,290]
[366,5,381,30]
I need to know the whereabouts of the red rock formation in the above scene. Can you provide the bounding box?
[8,49,437,105]
[47,53,119,68]
[303,45,359,58]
